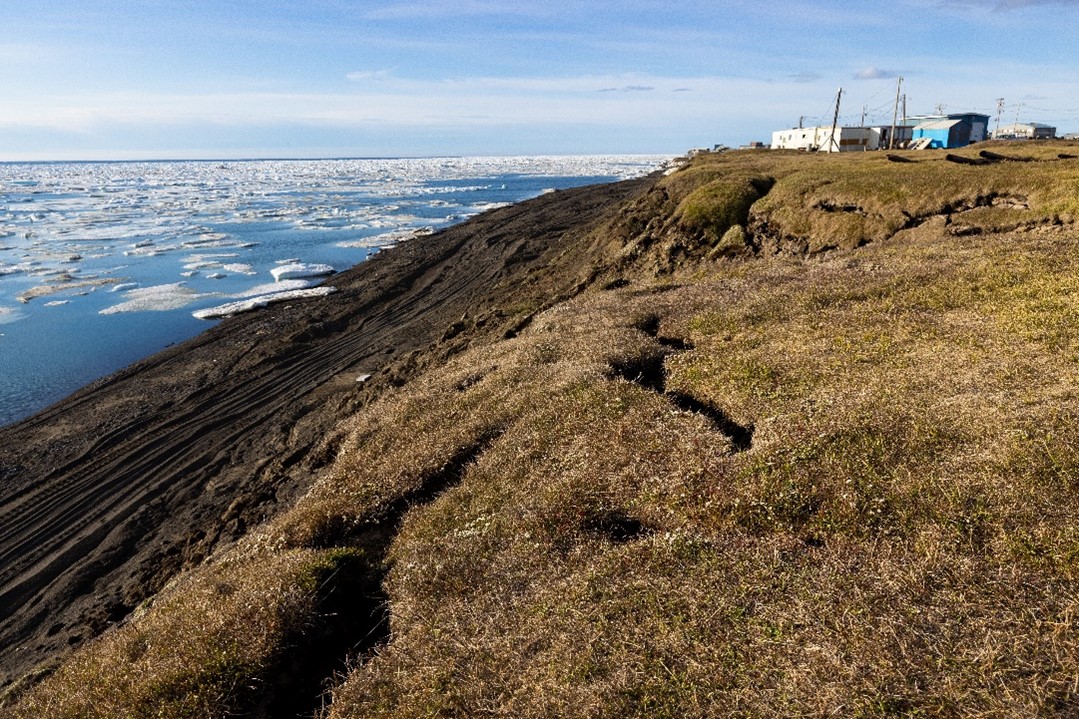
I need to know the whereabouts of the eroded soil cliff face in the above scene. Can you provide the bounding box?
[0,173,657,690]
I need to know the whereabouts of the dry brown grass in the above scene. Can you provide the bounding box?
[6,548,360,718]
[11,143,1079,718]
[321,218,1079,715]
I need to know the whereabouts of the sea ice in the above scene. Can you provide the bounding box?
[99,283,213,315]
[183,260,225,271]
[233,279,311,297]
[337,227,433,249]
[18,278,121,303]
[192,287,336,320]
[270,263,335,282]
[0,307,24,324]
[467,202,512,213]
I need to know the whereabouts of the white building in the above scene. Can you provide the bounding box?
[993,122,1056,140]
[771,125,912,152]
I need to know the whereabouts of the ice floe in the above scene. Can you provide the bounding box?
[234,279,311,297]
[18,277,121,303]
[99,283,213,314]
[270,262,335,282]
[0,307,24,324]
[337,227,434,249]
[192,287,336,319]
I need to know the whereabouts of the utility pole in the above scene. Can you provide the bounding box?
[902,94,907,125]
[861,105,867,127]
[934,103,945,115]
[1015,102,1023,124]
[889,76,903,150]
[799,115,804,129]
[828,87,843,152]
[995,97,1005,138]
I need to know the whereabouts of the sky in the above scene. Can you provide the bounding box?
[2,0,1079,160]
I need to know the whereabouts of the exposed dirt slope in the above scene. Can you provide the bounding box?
[0,173,656,690]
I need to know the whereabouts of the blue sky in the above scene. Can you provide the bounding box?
[2,0,1078,160]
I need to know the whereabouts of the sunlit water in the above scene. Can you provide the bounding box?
[0,155,665,426]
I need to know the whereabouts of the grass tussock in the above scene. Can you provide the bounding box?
[11,142,1079,717]
[7,548,360,719]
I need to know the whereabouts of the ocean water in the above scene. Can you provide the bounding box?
[0,156,665,427]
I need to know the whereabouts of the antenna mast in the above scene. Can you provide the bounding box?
[995,97,1005,138]
[889,76,903,150]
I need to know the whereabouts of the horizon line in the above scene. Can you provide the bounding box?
[0,151,678,165]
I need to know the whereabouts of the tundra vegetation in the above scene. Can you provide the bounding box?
[6,142,1079,718]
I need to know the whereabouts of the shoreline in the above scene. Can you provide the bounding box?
[0,172,658,689]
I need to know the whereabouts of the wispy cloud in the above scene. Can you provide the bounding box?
[362,1,556,20]
[346,69,395,82]
[854,65,898,80]
[0,73,819,135]
[598,85,655,93]
[929,0,1078,9]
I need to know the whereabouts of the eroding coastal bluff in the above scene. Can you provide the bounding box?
[5,144,1079,717]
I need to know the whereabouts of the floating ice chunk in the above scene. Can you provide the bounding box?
[183,260,223,270]
[206,272,226,279]
[183,232,229,245]
[193,287,336,320]
[111,282,139,293]
[18,277,120,303]
[43,300,70,307]
[337,227,433,249]
[180,270,198,278]
[0,263,32,276]
[99,283,212,314]
[0,307,24,324]
[188,253,239,260]
[468,202,512,213]
[124,246,174,257]
[270,262,334,282]
[233,279,310,297]
[221,263,256,275]
[276,258,301,264]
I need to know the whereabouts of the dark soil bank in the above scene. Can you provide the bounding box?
[0,174,656,689]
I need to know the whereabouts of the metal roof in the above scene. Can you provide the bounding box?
[915,119,962,131]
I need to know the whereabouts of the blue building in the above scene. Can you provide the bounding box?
[910,113,991,149]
